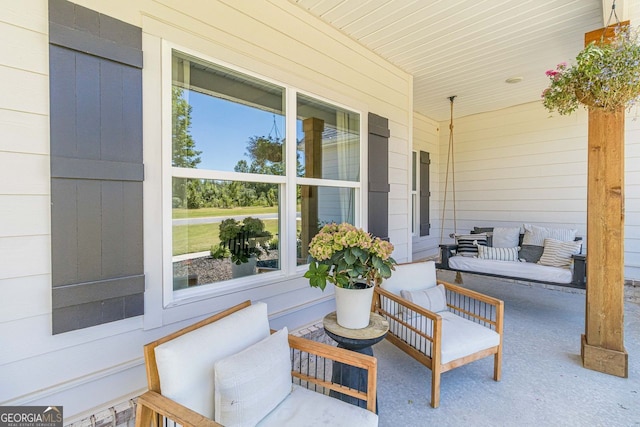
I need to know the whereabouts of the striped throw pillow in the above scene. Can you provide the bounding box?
[538,238,582,268]
[454,233,488,257]
[477,245,520,262]
[522,224,577,246]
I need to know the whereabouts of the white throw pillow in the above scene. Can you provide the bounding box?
[522,224,577,246]
[477,245,520,262]
[381,260,437,296]
[492,227,521,248]
[214,328,292,427]
[400,284,448,313]
[154,302,271,420]
[538,238,582,268]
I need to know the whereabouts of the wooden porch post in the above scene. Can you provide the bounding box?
[580,23,629,378]
[300,117,324,260]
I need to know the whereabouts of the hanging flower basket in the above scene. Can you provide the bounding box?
[542,25,640,115]
[574,89,599,108]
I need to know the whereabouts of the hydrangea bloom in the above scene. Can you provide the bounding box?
[305,222,396,290]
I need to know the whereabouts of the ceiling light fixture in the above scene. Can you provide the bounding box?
[505,76,524,84]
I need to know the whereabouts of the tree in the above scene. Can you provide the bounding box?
[172,87,202,168]
[172,87,202,208]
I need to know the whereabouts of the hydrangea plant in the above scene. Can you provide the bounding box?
[542,25,640,115]
[304,222,396,290]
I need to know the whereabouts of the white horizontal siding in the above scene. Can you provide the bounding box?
[0,65,48,114]
[0,152,50,195]
[0,109,49,155]
[0,235,49,281]
[0,20,48,74]
[436,101,640,281]
[0,195,50,237]
[0,0,48,33]
[0,275,50,323]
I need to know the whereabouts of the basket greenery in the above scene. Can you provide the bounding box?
[542,25,640,115]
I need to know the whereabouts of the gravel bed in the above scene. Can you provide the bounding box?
[173,251,280,287]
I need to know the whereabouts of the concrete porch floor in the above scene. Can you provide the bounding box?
[373,270,640,427]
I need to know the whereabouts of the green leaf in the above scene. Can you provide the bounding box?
[343,249,357,265]
[336,275,350,287]
[380,263,391,278]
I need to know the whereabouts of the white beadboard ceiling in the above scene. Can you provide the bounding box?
[289,0,619,121]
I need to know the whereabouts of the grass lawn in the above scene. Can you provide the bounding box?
[173,218,279,256]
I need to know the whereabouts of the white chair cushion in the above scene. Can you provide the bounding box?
[214,328,292,427]
[440,312,501,364]
[448,255,573,284]
[257,384,378,427]
[381,260,437,296]
[400,284,447,313]
[154,302,270,419]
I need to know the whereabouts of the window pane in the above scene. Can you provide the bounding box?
[412,151,417,191]
[412,194,416,234]
[172,50,285,174]
[296,185,355,265]
[296,94,360,181]
[172,178,280,289]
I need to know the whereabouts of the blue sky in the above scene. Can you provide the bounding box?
[187,90,288,172]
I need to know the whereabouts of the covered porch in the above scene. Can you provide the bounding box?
[374,272,640,425]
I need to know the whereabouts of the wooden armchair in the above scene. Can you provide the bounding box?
[135,301,378,427]
[372,261,503,408]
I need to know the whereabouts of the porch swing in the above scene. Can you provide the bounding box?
[434,96,587,288]
[438,96,464,283]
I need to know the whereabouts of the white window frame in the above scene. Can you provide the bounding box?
[411,150,419,237]
[160,41,364,308]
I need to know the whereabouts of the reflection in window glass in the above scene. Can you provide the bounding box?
[168,49,363,294]
[296,185,355,265]
[296,94,360,181]
[172,51,285,174]
[172,178,280,290]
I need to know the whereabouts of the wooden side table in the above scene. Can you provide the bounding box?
[323,311,389,411]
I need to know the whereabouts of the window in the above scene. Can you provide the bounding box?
[411,151,418,236]
[167,48,362,302]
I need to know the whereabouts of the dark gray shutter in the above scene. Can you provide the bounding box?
[49,0,144,334]
[419,151,430,236]
[368,113,390,241]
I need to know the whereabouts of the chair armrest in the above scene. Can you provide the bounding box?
[288,334,378,413]
[374,286,440,322]
[135,391,222,427]
[440,281,504,335]
[373,286,443,366]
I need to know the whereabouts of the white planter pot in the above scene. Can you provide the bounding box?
[334,285,374,329]
[230,256,257,278]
